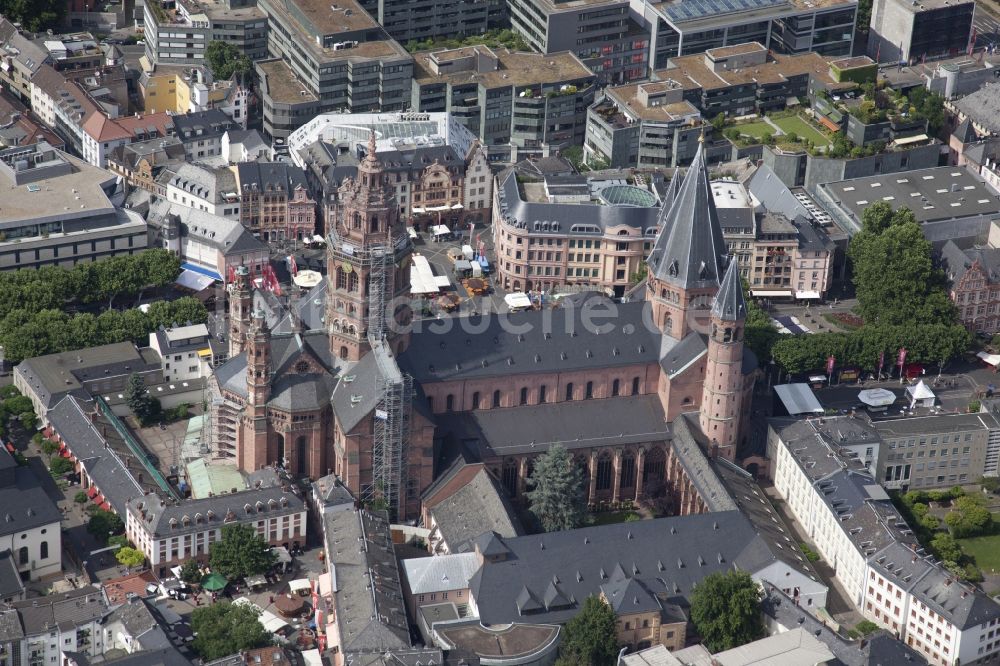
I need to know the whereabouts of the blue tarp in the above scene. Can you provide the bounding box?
[180,262,223,282]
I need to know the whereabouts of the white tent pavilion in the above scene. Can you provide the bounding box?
[907,380,936,409]
[858,388,896,412]
[292,270,323,288]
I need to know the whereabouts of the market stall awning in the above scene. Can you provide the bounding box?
[858,388,896,407]
[795,290,822,300]
[201,573,228,591]
[907,380,935,400]
[180,262,223,282]
[87,487,99,499]
[978,351,1000,367]
[98,501,111,512]
[292,270,323,288]
[751,289,794,297]
[176,269,215,292]
[774,383,824,415]
[289,578,311,594]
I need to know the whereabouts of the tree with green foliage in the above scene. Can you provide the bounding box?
[115,546,146,569]
[191,602,270,661]
[180,559,203,585]
[49,456,73,476]
[930,532,963,563]
[690,570,763,652]
[87,509,125,544]
[856,620,879,636]
[944,495,993,538]
[209,524,278,579]
[205,40,252,82]
[108,534,130,549]
[74,491,89,504]
[40,439,59,458]
[554,596,618,666]
[125,373,160,426]
[711,112,726,131]
[526,444,586,532]
[0,0,65,31]
[743,279,781,362]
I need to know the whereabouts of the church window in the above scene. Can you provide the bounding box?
[353,212,361,229]
[446,394,454,412]
[664,315,672,331]
[723,327,733,343]
[336,268,347,290]
[427,396,434,411]
[502,459,518,496]
[339,346,348,359]
[520,387,528,405]
[472,392,481,409]
[370,216,379,233]
[296,436,307,476]
[632,377,640,395]
[539,385,547,403]
[493,390,501,408]
[612,379,620,397]
[348,272,359,292]
[585,381,594,399]
[596,452,613,491]
[295,361,309,373]
[565,383,574,401]
[620,452,636,488]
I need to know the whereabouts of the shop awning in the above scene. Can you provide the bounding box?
[289,578,311,594]
[180,263,223,282]
[197,348,213,358]
[978,351,1000,367]
[451,203,463,209]
[60,449,72,458]
[795,290,822,300]
[751,289,793,297]
[891,133,929,147]
[98,501,111,512]
[175,269,215,292]
[412,207,426,214]
[87,487,99,499]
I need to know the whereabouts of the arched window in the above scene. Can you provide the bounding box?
[664,315,672,331]
[596,452,613,491]
[723,327,733,343]
[18,547,27,565]
[427,396,434,412]
[353,212,362,229]
[620,451,636,488]
[446,394,454,412]
[585,381,594,399]
[631,377,640,395]
[612,379,620,397]
[565,383,574,401]
[40,542,49,560]
[520,387,528,405]
[502,459,518,497]
[348,271,359,292]
[370,215,379,233]
[493,390,501,408]
[336,267,347,290]
[472,391,481,409]
[643,448,667,491]
[340,346,348,359]
[539,385,547,403]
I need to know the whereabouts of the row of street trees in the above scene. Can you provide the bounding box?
[763,201,970,375]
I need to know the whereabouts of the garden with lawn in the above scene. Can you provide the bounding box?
[732,120,774,141]
[771,115,831,147]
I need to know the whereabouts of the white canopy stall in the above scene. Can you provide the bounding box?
[233,597,289,634]
[858,388,896,413]
[410,254,440,295]
[907,380,936,409]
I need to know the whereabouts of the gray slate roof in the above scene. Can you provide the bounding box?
[106,598,171,651]
[647,142,727,290]
[0,464,63,539]
[0,609,23,642]
[0,551,24,601]
[711,257,746,321]
[953,82,1000,135]
[424,465,521,552]
[11,586,107,635]
[434,394,670,458]
[398,300,661,383]
[469,510,782,625]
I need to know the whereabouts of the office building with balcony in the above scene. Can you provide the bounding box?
[7,588,109,665]
[411,46,596,162]
[630,0,856,71]
[507,0,649,84]
[366,0,495,44]
[256,0,412,139]
[0,142,148,271]
[143,0,267,67]
[584,80,703,169]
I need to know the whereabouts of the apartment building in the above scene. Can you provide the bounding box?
[232,161,316,242]
[149,324,216,381]
[872,413,1000,489]
[140,64,250,122]
[143,0,267,67]
[768,416,1000,666]
[81,111,174,168]
[507,0,649,84]
[256,0,412,139]
[366,0,494,44]
[125,487,307,576]
[411,46,597,162]
[106,135,187,196]
[0,142,148,271]
[171,108,237,160]
[163,162,241,217]
[29,64,100,155]
[630,0,857,71]
[0,18,48,102]
[6,587,110,665]
[868,0,975,63]
[656,42,866,120]
[584,80,703,169]
[40,33,104,73]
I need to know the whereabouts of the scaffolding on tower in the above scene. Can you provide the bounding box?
[328,226,413,519]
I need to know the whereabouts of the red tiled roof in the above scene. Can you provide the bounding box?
[82,110,174,143]
[102,570,157,605]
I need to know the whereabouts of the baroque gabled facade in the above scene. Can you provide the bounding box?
[210,136,756,520]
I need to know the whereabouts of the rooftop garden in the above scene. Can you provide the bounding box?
[719,110,834,154]
[405,28,529,54]
[823,82,945,135]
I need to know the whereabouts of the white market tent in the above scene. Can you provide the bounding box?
[175,270,215,292]
[858,388,897,411]
[410,254,440,295]
[978,351,1000,367]
[289,578,311,595]
[292,270,323,288]
[774,383,824,415]
[907,380,936,409]
[431,224,451,237]
[504,292,532,311]
[233,597,289,633]
[302,650,323,666]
